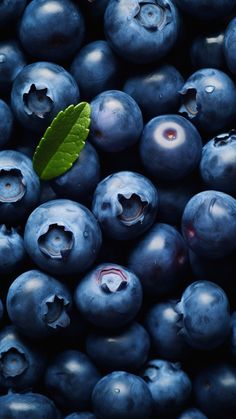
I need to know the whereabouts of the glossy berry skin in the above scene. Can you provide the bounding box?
[0,391,60,418]
[19,0,85,62]
[92,171,158,240]
[0,325,45,390]
[194,363,236,418]
[89,90,143,152]
[146,300,190,361]
[0,40,26,93]
[181,190,236,258]
[11,61,80,132]
[179,68,236,134]
[190,30,225,71]
[0,225,26,275]
[0,150,40,225]
[104,0,180,64]
[200,131,236,195]
[7,269,72,339]
[71,40,120,101]
[140,115,202,182]
[177,407,208,419]
[174,0,236,21]
[65,414,97,419]
[74,263,143,329]
[128,223,189,297]
[45,350,101,411]
[86,322,150,372]
[0,100,13,149]
[24,199,102,276]
[123,64,184,120]
[142,359,192,417]
[0,0,26,26]
[50,142,100,204]
[176,281,231,350]
[224,18,236,76]
[92,371,152,419]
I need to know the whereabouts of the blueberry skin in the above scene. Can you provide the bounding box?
[179,68,236,134]
[176,281,231,350]
[140,115,202,182]
[0,0,26,26]
[86,322,150,372]
[24,199,102,276]
[190,30,225,71]
[141,359,192,416]
[7,269,72,339]
[194,363,236,418]
[104,0,180,64]
[11,61,80,132]
[0,225,26,275]
[92,371,153,419]
[92,171,158,240]
[0,299,3,321]
[174,0,236,21]
[224,18,236,75]
[0,40,26,93]
[74,263,143,329]
[45,350,101,411]
[71,40,120,102]
[177,407,208,419]
[0,391,60,418]
[50,142,100,204]
[64,414,97,419]
[146,300,190,360]
[0,100,13,149]
[89,90,143,152]
[200,131,236,195]
[123,64,184,120]
[0,325,45,390]
[181,190,236,258]
[128,223,189,297]
[19,0,85,62]
[0,150,40,225]
[230,312,236,357]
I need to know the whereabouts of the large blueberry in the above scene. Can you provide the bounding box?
[190,30,225,71]
[0,40,26,93]
[174,0,236,20]
[224,18,236,75]
[177,407,208,419]
[0,225,26,275]
[0,100,13,149]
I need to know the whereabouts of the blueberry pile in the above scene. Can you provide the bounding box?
[1,1,236,418]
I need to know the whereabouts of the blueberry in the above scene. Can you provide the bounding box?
[45,350,101,411]
[92,171,158,240]
[86,322,150,372]
[142,359,192,416]
[0,0,27,26]
[224,18,236,75]
[89,90,143,152]
[190,30,225,71]
[179,68,236,134]
[19,0,85,62]
[181,190,236,258]
[176,280,231,350]
[0,299,3,322]
[140,115,202,181]
[0,99,13,149]
[92,371,153,419]
[104,0,180,63]
[11,61,80,132]
[128,223,189,297]
[0,225,26,275]
[24,199,102,276]
[0,40,26,93]
[64,414,97,419]
[174,0,236,20]
[7,269,72,339]
[74,263,143,329]
[177,407,208,419]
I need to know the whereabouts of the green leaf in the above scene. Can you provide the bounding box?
[32,102,91,180]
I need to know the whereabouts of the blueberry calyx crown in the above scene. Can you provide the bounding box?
[43,295,70,329]
[142,362,181,382]
[179,88,198,118]
[117,193,148,226]
[0,347,28,378]
[98,267,128,294]
[213,130,236,147]
[134,0,172,32]
[38,223,74,260]
[23,84,54,119]
[0,168,26,203]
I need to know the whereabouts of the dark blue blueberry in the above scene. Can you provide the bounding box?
[0,100,13,149]
[224,18,236,75]
[0,40,26,93]
[74,263,143,329]
[6,269,72,339]
[142,359,192,416]
[45,350,101,411]
[50,142,100,204]
[174,0,236,20]
[19,0,85,62]
[0,0,27,26]
[0,150,40,225]
[128,223,189,297]
[177,407,208,419]
[190,30,225,71]
[0,325,45,390]
[24,199,102,276]
[92,371,152,419]
[92,171,158,240]
[140,115,202,181]
[0,299,3,322]
[181,190,236,258]
[0,225,26,275]
[11,61,80,132]
[146,300,190,360]
[123,64,184,120]
[176,280,231,350]
[200,131,236,195]
[70,40,120,101]
[194,363,236,418]
[104,0,180,63]
[86,322,150,372]
[64,414,97,419]
[179,68,236,134]
[229,312,236,357]
[89,90,143,152]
